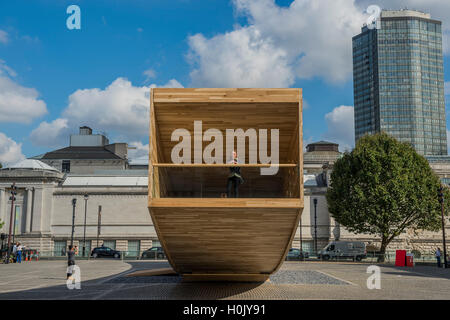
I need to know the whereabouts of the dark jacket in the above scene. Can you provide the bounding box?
[68,249,75,265]
[228,159,244,183]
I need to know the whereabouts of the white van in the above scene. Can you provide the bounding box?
[318,241,367,261]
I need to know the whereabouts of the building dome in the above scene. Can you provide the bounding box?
[2,159,60,172]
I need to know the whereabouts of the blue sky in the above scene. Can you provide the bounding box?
[0,0,449,164]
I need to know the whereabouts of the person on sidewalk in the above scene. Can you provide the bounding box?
[436,247,441,268]
[67,245,76,280]
[16,243,23,263]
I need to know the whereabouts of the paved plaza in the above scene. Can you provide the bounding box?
[0,259,449,299]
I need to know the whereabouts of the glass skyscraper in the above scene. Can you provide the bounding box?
[352,9,447,155]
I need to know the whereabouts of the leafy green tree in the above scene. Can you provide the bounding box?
[0,219,3,229]
[326,133,449,260]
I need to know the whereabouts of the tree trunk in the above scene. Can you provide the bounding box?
[377,236,388,263]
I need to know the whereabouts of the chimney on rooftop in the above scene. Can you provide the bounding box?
[79,126,92,135]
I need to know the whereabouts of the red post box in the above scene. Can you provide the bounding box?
[395,250,406,266]
[406,253,414,267]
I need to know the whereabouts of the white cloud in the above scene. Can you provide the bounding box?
[187,0,366,87]
[0,60,47,123]
[0,59,17,77]
[0,30,8,44]
[153,79,183,89]
[30,118,70,148]
[0,132,25,166]
[62,77,151,136]
[128,141,149,160]
[323,105,355,152]
[143,69,156,83]
[188,26,294,87]
[30,77,183,147]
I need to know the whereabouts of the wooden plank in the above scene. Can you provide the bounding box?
[153,88,300,103]
[149,88,155,201]
[149,198,303,208]
[125,268,177,277]
[298,89,304,203]
[153,163,297,167]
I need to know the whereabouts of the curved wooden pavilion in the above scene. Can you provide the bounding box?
[148,88,303,282]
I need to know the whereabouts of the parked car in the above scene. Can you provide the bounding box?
[318,241,366,261]
[286,248,309,260]
[141,246,165,259]
[91,246,121,259]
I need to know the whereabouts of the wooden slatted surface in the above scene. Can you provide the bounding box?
[153,103,298,164]
[153,88,300,103]
[149,207,302,275]
[148,88,304,281]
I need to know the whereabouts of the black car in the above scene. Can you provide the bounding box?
[141,246,165,259]
[286,248,309,260]
[91,246,121,259]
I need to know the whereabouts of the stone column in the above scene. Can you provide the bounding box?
[31,188,43,232]
[25,188,33,233]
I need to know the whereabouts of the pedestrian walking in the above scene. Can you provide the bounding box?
[436,247,441,268]
[67,245,76,280]
[16,243,23,263]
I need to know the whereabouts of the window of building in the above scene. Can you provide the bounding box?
[152,240,161,248]
[62,160,70,173]
[102,240,116,249]
[54,240,67,257]
[301,241,314,255]
[14,206,21,235]
[79,240,91,257]
[127,240,140,257]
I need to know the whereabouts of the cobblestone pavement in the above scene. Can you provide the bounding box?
[0,260,449,299]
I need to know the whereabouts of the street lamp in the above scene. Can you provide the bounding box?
[5,183,17,264]
[70,198,77,248]
[438,186,448,268]
[82,194,89,257]
[313,198,318,255]
[299,214,303,261]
